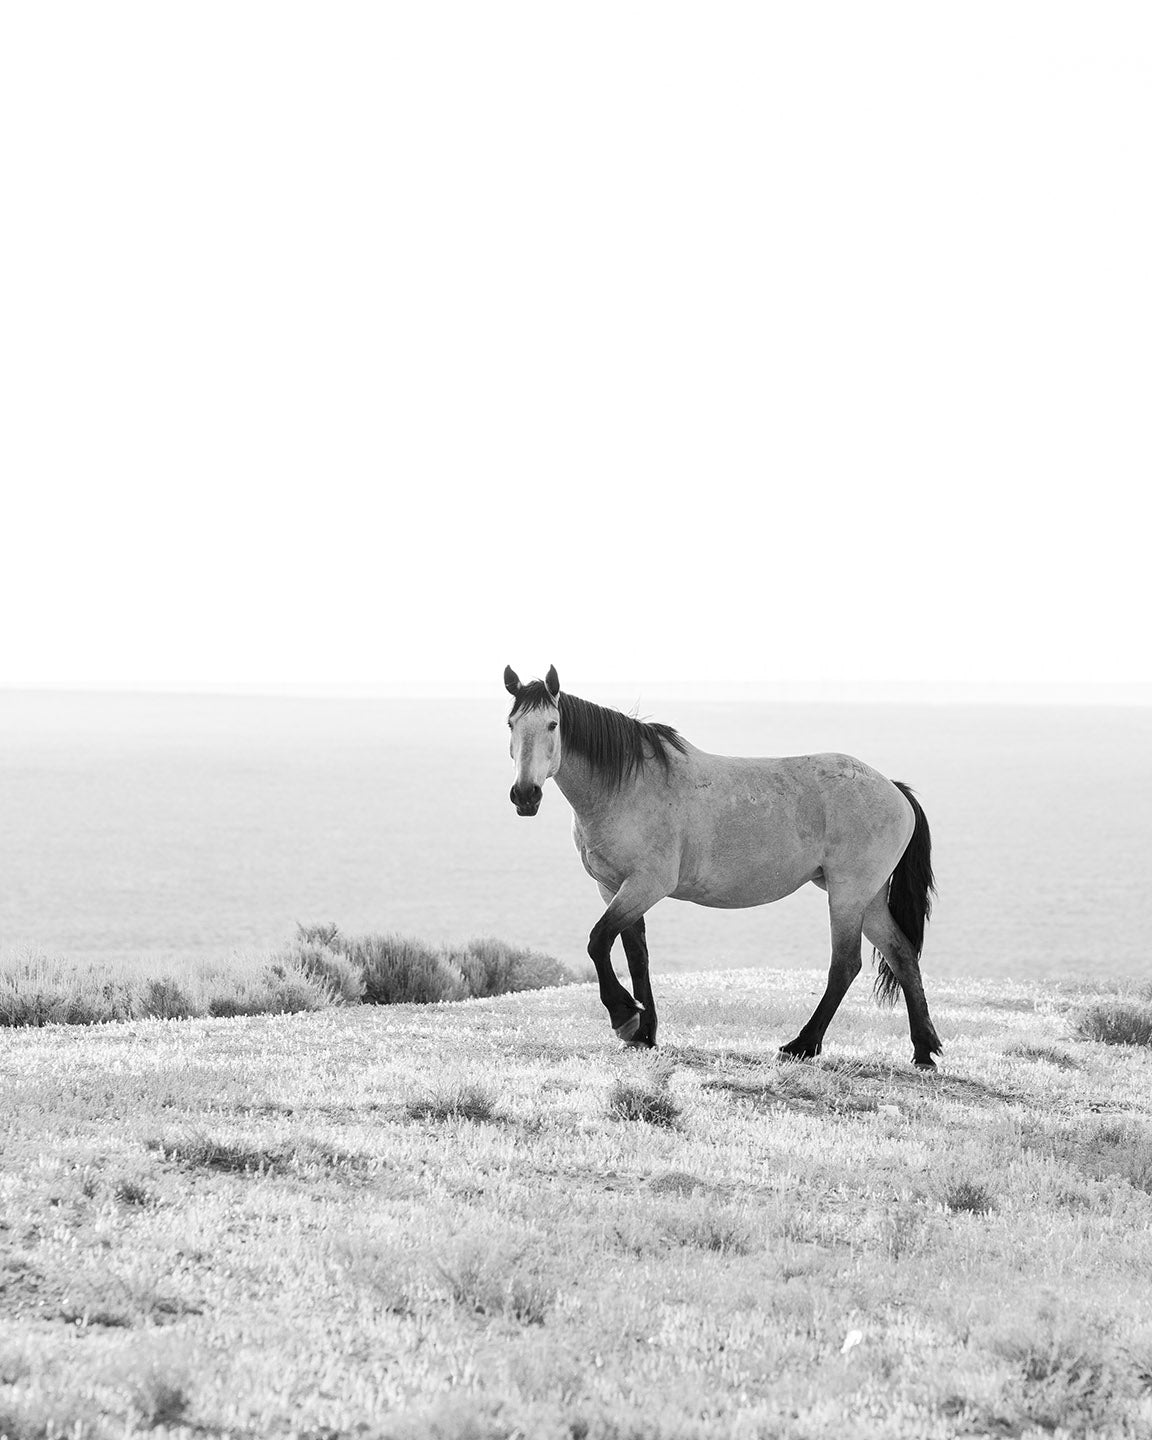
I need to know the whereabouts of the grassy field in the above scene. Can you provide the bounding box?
[2,969,1152,1439]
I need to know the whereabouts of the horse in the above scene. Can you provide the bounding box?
[504,665,941,1069]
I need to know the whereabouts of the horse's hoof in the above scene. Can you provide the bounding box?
[779,1040,820,1061]
[914,1057,938,1071]
[623,1036,656,1049]
[614,1013,642,1042]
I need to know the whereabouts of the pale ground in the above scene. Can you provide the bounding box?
[2,969,1151,1439]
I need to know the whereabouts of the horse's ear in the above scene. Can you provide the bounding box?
[545,665,560,699]
[504,665,521,698]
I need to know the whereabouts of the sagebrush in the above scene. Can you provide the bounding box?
[0,926,571,1028]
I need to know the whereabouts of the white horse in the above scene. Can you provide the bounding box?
[505,665,941,1068]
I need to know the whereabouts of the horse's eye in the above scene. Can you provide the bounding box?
[547,721,558,732]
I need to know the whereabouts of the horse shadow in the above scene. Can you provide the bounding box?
[668,1044,1021,1111]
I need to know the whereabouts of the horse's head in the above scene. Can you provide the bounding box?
[504,664,561,816]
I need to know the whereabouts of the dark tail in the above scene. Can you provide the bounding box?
[875,781,936,1006]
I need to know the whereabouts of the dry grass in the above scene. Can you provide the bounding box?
[1,968,1151,1438]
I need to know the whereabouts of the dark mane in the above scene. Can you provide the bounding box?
[510,684,687,789]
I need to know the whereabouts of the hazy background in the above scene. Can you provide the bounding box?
[2,688,1149,985]
[1,7,1148,985]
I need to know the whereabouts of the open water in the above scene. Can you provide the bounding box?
[1,691,1149,985]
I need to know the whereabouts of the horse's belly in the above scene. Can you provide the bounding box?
[671,798,821,908]
[671,856,817,909]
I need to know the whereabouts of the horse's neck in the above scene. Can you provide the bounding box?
[554,750,610,819]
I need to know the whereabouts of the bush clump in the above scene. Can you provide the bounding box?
[456,937,572,997]
[434,1235,556,1324]
[140,976,199,1020]
[282,939,366,1005]
[292,925,571,1007]
[0,958,138,1027]
[207,965,327,1018]
[1076,1001,1152,1048]
[607,1078,681,1128]
[405,1084,498,1123]
[944,1178,996,1215]
[0,926,571,1028]
[345,933,468,1006]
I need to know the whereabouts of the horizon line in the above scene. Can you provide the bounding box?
[3,680,1151,706]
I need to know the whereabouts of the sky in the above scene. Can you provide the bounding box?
[1,4,1149,696]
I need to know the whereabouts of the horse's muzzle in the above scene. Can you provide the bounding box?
[510,783,542,816]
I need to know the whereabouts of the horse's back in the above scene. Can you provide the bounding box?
[679,747,905,814]
[668,747,913,907]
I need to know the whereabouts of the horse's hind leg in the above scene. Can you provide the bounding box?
[620,917,657,1048]
[779,896,864,1060]
[863,890,942,1069]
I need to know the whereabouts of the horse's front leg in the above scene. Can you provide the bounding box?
[589,876,667,1042]
[596,882,657,1046]
[621,918,657,1048]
